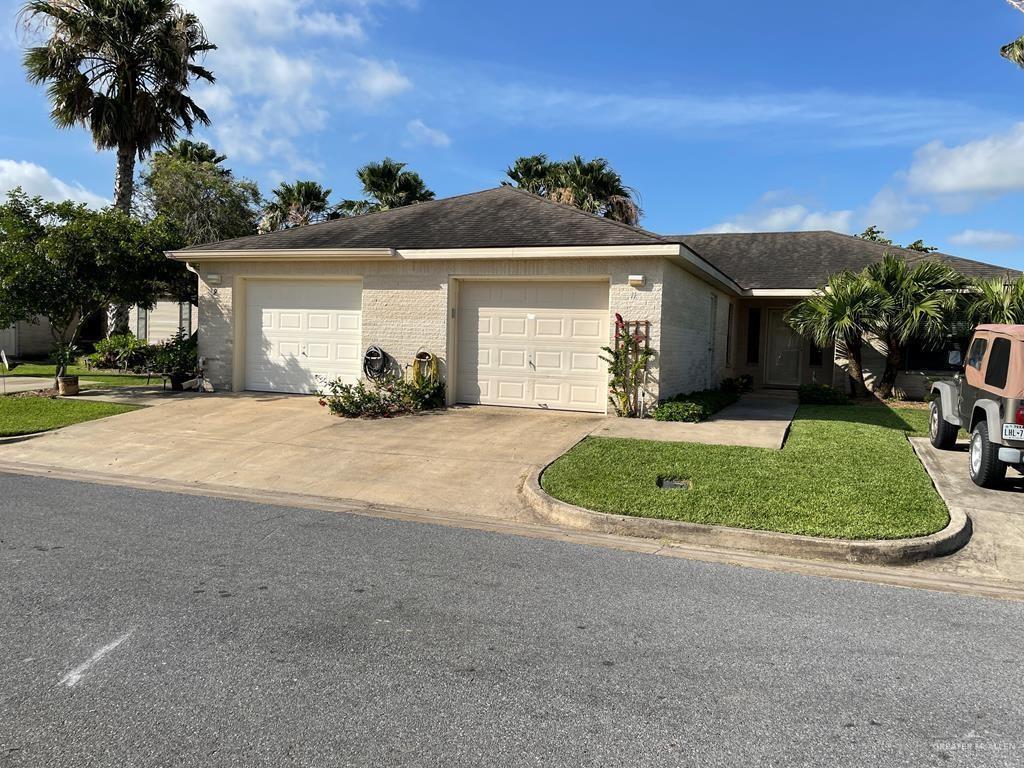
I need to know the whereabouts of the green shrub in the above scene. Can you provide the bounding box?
[87,333,152,371]
[652,388,740,422]
[797,383,850,405]
[318,375,445,418]
[150,329,197,374]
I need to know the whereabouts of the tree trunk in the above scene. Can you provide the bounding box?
[875,339,903,400]
[840,339,869,398]
[107,144,136,336]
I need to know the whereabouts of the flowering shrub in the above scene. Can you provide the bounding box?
[600,313,655,417]
[318,374,444,418]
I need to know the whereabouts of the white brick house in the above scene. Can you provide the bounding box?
[168,187,1018,412]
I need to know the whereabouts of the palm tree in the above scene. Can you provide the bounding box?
[1003,0,1024,67]
[965,275,1024,325]
[260,180,332,232]
[21,0,216,213]
[337,158,435,216]
[503,154,642,226]
[786,272,886,397]
[164,138,226,168]
[863,254,965,399]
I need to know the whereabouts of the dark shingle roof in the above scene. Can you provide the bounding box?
[673,231,1020,290]
[180,186,668,252]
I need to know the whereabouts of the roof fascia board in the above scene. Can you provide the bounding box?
[396,244,680,259]
[743,288,818,298]
[167,248,397,262]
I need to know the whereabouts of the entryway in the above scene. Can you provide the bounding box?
[764,308,802,386]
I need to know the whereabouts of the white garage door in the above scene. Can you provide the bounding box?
[245,280,362,394]
[457,281,609,413]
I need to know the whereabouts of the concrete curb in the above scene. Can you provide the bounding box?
[0,431,50,445]
[522,463,973,567]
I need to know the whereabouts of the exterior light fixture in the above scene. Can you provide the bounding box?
[628,274,646,288]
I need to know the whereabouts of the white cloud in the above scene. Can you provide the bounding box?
[181,1,364,43]
[350,59,412,102]
[406,118,451,147]
[0,160,108,207]
[907,123,1024,197]
[948,229,1023,251]
[862,186,929,232]
[705,195,854,234]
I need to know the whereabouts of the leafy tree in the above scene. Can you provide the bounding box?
[337,158,435,216]
[503,154,641,226]
[260,181,333,232]
[964,275,1024,325]
[858,225,893,245]
[862,254,964,399]
[1002,0,1024,67]
[20,0,216,213]
[0,190,178,379]
[905,239,938,253]
[786,271,886,397]
[140,146,261,246]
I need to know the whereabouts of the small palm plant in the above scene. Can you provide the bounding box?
[786,271,886,397]
[965,275,1024,325]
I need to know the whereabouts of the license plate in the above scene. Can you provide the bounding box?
[1004,423,1024,441]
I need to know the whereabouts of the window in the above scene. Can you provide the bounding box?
[726,303,734,366]
[136,307,148,340]
[179,302,193,335]
[809,342,824,367]
[985,338,1011,389]
[903,338,962,371]
[746,308,761,364]
[966,337,988,370]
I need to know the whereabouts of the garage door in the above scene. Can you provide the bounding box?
[245,280,362,394]
[457,281,609,412]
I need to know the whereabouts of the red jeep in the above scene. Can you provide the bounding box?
[930,325,1024,487]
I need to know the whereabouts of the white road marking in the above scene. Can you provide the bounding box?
[58,629,135,687]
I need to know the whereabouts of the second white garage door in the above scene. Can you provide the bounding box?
[457,281,609,412]
[245,280,362,394]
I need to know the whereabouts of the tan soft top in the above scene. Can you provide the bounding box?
[971,325,1024,396]
[977,324,1024,341]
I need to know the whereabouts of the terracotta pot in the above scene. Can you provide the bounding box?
[57,375,79,396]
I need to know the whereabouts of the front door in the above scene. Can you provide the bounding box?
[764,309,802,386]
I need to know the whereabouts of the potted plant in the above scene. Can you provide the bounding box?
[152,329,197,390]
[53,342,80,396]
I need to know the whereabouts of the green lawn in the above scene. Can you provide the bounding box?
[6,362,154,387]
[541,405,947,540]
[0,396,139,437]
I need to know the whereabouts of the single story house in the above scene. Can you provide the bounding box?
[168,186,1018,412]
[129,300,198,344]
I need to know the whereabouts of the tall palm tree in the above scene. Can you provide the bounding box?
[503,154,642,226]
[965,275,1024,325]
[21,0,216,212]
[1003,0,1024,67]
[863,254,965,399]
[786,272,887,397]
[260,180,332,232]
[337,158,435,216]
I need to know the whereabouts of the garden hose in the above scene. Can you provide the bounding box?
[363,345,390,381]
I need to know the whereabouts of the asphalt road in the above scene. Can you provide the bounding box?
[2,473,1023,767]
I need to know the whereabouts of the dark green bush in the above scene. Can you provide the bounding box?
[720,374,754,394]
[797,383,850,405]
[87,333,152,371]
[652,388,740,422]
[318,375,445,418]
[150,329,197,374]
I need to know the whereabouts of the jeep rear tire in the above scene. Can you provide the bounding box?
[969,421,1007,488]
[929,399,958,450]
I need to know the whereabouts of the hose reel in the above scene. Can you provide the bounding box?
[363,345,390,381]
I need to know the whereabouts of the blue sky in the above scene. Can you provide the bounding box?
[2,0,1024,270]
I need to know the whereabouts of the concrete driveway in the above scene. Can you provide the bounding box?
[912,438,1024,587]
[0,394,600,521]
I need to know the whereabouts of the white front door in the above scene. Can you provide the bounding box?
[457,281,609,413]
[764,308,802,386]
[244,280,362,394]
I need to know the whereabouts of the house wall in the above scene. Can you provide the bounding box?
[129,300,198,344]
[658,261,734,397]
[194,256,669,406]
[13,317,60,356]
[832,335,944,401]
[734,299,837,388]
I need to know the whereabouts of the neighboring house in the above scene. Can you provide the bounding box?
[1,318,64,358]
[129,300,197,344]
[167,187,1019,412]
